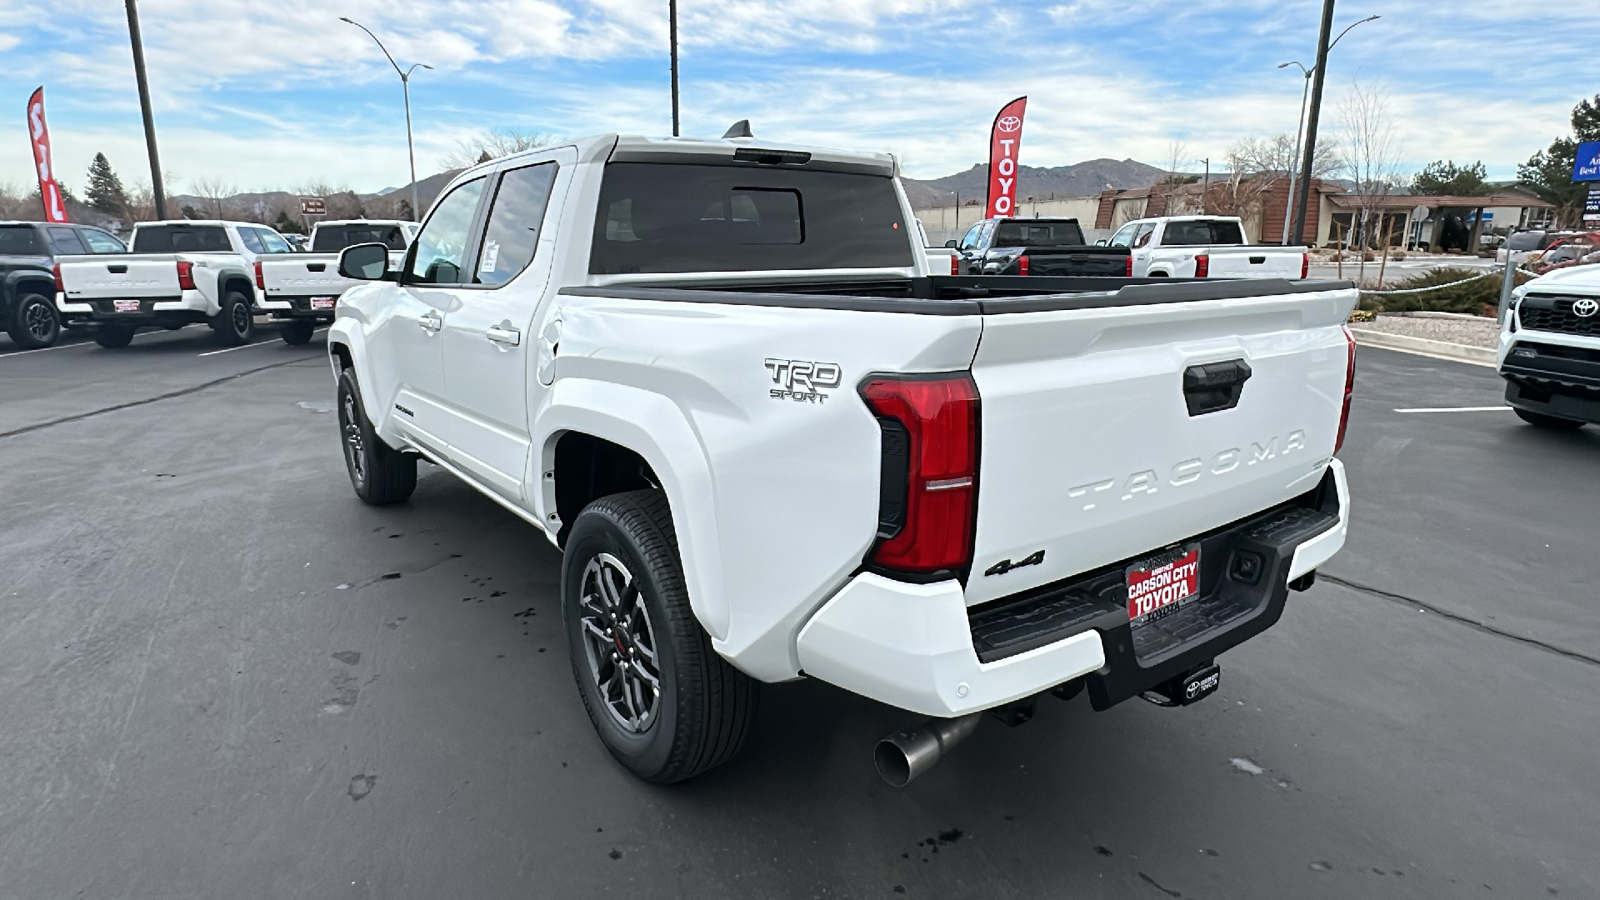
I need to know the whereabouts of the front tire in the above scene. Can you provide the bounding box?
[94,324,135,349]
[1514,407,1585,430]
[7,292,60,349]
[210,290,255,345]
[281,320,316,345]
[336,368,416,504]
[562,490,756,784]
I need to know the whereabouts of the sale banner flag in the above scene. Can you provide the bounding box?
[26,87,69,223]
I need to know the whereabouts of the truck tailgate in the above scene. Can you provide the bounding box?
[963,283,1354,606]
[259,254,354,298]
[1205,248,1304,280]
[59,254,180,299]
[1028,250,1129,277]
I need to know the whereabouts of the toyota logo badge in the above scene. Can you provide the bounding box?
[997,115,1023,133]
[1573,298,1599,318]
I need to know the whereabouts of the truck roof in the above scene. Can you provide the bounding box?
[313,219,414,229]
[461,133,900,179]
[132,220,264,229]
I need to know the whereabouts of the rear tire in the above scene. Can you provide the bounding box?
[562,490,756,784]
[1514,407,1585,430]
[281,320,315,345]
[210,289,255,345]
[7,292,60,349]
[94,324,135,349]
[336,367,416,504]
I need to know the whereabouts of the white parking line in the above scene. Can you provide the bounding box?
[195,327,327,357]
[0,340,91,359]
[1393,406,1512,413]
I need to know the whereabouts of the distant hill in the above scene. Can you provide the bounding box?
[902,158,1170,209]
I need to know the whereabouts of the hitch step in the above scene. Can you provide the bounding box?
[1140,663,1220,708]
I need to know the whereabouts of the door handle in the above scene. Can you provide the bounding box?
[419,311,442,333]
[486,324,522,346]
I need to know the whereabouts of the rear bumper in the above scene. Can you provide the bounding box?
[796,460,1348,718]
[1499,338,1600,424]
[59,290,216,323]
[261,295,338,320]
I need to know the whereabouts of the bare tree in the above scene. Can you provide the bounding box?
[191,177,239,219]
[0,181,33,219]
[1231,132,1341,179]
[1338,80,1404,281]
[441,128,558,169]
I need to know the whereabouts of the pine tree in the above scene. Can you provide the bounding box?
[85,152,129,215]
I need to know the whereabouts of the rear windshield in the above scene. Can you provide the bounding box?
[132,225,231,252]
[992,220,1086,248]
[1162,219,1245,245]
[312,225,409,253]
[590,163,913,274]
[0,225,42,255]
[1506,231,1547,251]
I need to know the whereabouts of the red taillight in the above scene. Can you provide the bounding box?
[176,261,196,291]
[860,374,980,575]
[1300,252,1310,279]
[52,263,63,292]
[950,254,960,276]
[1335,326,1357,453]
[1017,254,1029,276]
[1194,254,1209,278]
[1124,254,1133,277]
[254,261,265,290]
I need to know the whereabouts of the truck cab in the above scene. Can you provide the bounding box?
[0,221,126,349]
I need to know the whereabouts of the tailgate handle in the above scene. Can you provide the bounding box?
[307,263,326,272]
[108,264,128,273]
[1249,255,1266,264]
[1182,359,1252,416]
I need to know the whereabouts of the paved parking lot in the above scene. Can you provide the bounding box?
[1,331,1596,899]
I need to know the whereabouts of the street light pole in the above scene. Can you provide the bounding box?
[669,0,680,137]
[1291,9,1380,247]
[342,18,431,221]
[124,0,167,220]
[1277,62,1311,244]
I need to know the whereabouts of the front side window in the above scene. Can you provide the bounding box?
[1109,223,1138,247]
[48,227,87,255]
[475,162,559,287]
[80,228,126,253]
[408,177,487,285]
[959,222,985,251]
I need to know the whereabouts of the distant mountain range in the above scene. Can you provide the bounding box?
[901,158,1171,209]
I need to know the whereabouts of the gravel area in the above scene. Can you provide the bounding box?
[1351,313,1501,349]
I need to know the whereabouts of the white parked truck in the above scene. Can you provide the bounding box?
[1107,215,1309,280]
[56,220,293,348]
[328,134,1356,786]
[256,220,418,345]
[1499,263,1600,429]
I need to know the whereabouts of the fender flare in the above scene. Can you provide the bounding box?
[4,268,56,311]
[325,318,388,431]
[535,378,730,642]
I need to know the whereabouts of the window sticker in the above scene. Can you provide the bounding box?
[480,240,500,273]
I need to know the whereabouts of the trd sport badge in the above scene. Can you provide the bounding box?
[766,358,841,404]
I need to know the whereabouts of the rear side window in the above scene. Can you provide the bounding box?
[590,163,913,274]
[1162,220,1245,245]
[48,227,87,255]
[993,221,1085,247]
[475,162,559,287]
[133,225,231,252]
[312,225,409,252]
[255,229,292,253]
[238,229,266,253]
[0,225,43,254]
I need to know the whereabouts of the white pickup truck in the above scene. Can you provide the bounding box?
[328,134,1356,786]
[1499,263,1600,429]
[1107,215,1309,280]
[256,219,417,345]
[56,220,293,348]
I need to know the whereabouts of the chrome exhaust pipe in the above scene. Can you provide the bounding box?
[874,714,981,787]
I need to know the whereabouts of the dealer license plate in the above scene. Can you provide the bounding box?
[310,297,336,309]
[113,299,141,312]
[1127,547,1201,626]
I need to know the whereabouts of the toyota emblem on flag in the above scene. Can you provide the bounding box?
[997,115,1023,133]
[1573,298,1599,318]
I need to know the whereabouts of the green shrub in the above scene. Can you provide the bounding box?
[1358,266,1533,314]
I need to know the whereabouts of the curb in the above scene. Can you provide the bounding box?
[1347,328,1497,368]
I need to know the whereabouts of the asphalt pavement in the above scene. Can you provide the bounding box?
[0,333,1595,899]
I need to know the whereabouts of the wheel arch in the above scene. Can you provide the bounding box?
[4,269,56,309]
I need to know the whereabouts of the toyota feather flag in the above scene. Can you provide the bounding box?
[26,87,69,224]
[984,96,1027,219]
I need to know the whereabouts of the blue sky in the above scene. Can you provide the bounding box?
[1,0,1595,197]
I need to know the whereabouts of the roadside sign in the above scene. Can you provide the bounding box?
[1411,204,1429,222]
[1574,141,1600,182]
[300,197,326,215]
[1584,187,1600,223]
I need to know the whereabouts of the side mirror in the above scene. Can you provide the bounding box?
[339,242,391,281]
[944,240,959,248]
[1095,239,1107,246]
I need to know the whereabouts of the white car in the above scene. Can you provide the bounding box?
[56,220,292,348]
[255,219,417,345]
[1499,263,1600,429]
[329,133,1355,785]
[1108,215,1309,280]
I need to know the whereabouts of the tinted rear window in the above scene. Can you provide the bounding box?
[993,220,1085,248]
[312,225,409,252]
[0,225,43,255]
[590,163,913,274]
[1162,220,1245,245]
[133,225,230,252]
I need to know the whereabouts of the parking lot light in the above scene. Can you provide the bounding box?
[341,17,431,221]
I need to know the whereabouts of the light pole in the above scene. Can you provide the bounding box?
[1277,61,1312,244]
[125,0,167,220]
[1290,10,1379,247]
[669,0,680,136]
[342,17,431,221]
